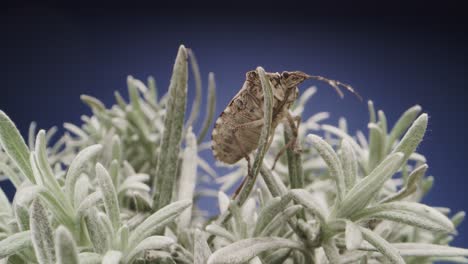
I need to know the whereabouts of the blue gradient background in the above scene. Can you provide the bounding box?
[2,3,467,248]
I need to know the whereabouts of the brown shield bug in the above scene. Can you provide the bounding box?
[211,70,360,176]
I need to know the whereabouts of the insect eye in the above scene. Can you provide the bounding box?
[281,72,290,78]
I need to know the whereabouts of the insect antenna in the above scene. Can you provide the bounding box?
[307,75,363,101]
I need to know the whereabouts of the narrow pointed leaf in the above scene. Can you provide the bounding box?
[65,144,102,204]
[207,237,306,264]
[153,45,189,210]
[351,201,455,233]
[197,72,216,143]
[0,231,31,258]
[55,226,78,264]
[307,134,346,202]
[96,163,120,230]
[336,152,404,218]
[391,113,427,164]
[387,105,422,151]
[30,199,55,264]
[340,139,358,191]
[359,227,404,264]
[125,236,175,263]
[194,229,212,264]
[345,221,363,250]
[0,111,34,182]
[128,199,191,250]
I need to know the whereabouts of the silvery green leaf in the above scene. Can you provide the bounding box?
[381,164,427,203]
[28,121,37,150]
[153,45,188,210]
[197,72,216,143]
[186,49,203,130]
[35,186,74,228]
[391,113,428,164]
[34,131,59,191]
[116,224,129,251]
[368,123,385,171]
[77,191,103,218]
[102,250,122,264]
[177,127,197,228]
[359,227,404,264]
[452,211,465,227]
[387,105,422,152]
[263,248,292,264]
[73,175,90,209]
[335,152,404,219]
[259,205,302,236]
[30,199,55,264]
[0,111,34,182]
[65,144,102,205]
[322,239,340,263]
[260,164,288,197]
[0,162,22,188]
[96,163,120,230]
[289,189,326,222]
[253,195,292,236]
[248,257,263,264]
[0,231,31,258]
[378,110,388,137]
[55,226,78,264]
[124,236,175,263]
[194,229,212,264]
[84,207,110,254]
[14,202,29,231]
[218,191,230,214]
[363,243,468,257]
[0,187,11,214]
[205,224,236,242]
[321,125,364,158]
[345,220,362,250]
[128,199,191,250]
[80,94,106,112]
[78,252,102,264]
[352,201,455,233]
[307,134,346,203]
[368,101,376,123]
[339,139,358,191]
[207,237,307,264]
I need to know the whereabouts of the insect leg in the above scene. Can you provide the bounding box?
[271,113,302,170]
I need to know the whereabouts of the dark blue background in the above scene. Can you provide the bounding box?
[2,2,467,248]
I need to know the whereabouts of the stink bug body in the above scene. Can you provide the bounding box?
[211,69,359,172]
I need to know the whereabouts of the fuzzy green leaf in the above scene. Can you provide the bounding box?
[0,231,31,258]
[197,72,216,143]
[102,250,122,264]
[387,105,422,151]
[391,113,428,164]
[335,152,404,218]
[65,144,102,205]
[128,199,191,250]
[124,236,175,263]
[0,111,34,182]
[55,226,78,264]
[153,45,188,210]
[352,201,455,233]
[84,207,110,254]
[96,163,120,230]
[30,199,55,264]
[360,227,405,264]
[340,139,358,191]
[208,237,307,264]
[194,229,212,264]
[307,134,346,203]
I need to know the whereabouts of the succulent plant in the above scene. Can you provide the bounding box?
[0,45,467,263]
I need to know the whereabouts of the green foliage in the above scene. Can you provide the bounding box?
[0,45,467,263]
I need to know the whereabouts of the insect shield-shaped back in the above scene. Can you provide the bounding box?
[211,70,308,165]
